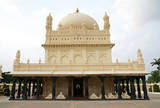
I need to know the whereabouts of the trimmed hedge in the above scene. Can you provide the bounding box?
[153,84,160,92]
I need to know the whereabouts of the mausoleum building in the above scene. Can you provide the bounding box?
[9,9,149,100]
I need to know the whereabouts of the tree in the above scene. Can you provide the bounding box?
[151,58,160,75]
[1,72,13,83]
[147,70,160,83]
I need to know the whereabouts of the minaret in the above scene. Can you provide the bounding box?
[14,50,20,64]
[137,49,144,64]
[46,13,52,34]
[45,13,53,43]
[103,12,110,31]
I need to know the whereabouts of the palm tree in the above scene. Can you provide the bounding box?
[151,58,160,75]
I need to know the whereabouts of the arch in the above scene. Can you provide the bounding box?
[61,55,69,63]
[99,55,107,63]
[74,55,83,63]
[56,78,68,97]
[49,56,57,64]
[104,77,114,95]
[87,55,96,63]
[88,77,101,96]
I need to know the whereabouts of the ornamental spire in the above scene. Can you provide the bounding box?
[14,50,20,64]
[76,8,79,13]
[103,11,110,30]
[137,49,144,64]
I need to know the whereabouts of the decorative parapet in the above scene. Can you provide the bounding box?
[44,29,111,45]
[12,61,146,75]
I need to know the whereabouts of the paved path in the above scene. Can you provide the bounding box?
[0,93,160,108]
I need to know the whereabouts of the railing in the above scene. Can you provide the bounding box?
[13,62,145,72]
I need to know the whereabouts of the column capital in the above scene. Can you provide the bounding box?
[128,76,135,80]
[51,77,58,80]
[98,76,106,80]
[114,76,121,79]
[141,76,145,80]
[12,77,17,82]
[17,77,23,80]
[23,77,30,81]
[66,76,74,79]
[36,77,42,81]
[115,76,121,81]
[84,76,90,79]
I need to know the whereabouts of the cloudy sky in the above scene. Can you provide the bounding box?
[0,0,160,76]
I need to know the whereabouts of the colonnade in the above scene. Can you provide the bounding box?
[114,76,149,100]
[9,76,149,100]
[10,77,43,100]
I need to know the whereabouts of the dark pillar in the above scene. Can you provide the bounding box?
[84,76,89,100]
[126,79,130,96]
[28,80,31,96]
[67,77,73,100]
[141,76,149,99]
[136,77,142,98]
[117,77,122,99]
[32,80,35,96]
[40,81,43,95]
[36,77,41,100]
[129,76,136,99]
[22,77,28,100]
[99,76,105,100]
[122,80,125,93]
[52,77,57,100]
[115,80,118,93]
[10,77,17,100]
[17,78,22,98]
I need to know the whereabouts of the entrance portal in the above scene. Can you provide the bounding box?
[73,78,83,97]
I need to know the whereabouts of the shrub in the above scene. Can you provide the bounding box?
[153,84,160,92]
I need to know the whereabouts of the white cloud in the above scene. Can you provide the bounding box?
[113,0,160,32]
[0,0,21,16]
[0,0,159,74]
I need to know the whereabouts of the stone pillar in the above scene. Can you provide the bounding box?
[115,81,118,93]
[40,81,43,95]
[36,78,41,100]
[52,77,57,100]
[67,77,73,100]
[99,76,105,100]
[136,77,142,98]
[17,78,22,98]
[129,77,136,99]
[23,77,28,100]
[141,76,149,99]
[122,80,125,93]
[32,80,35,96]
[10,77,17,100]
[126,79,130,96]
[84,76,89,100]
[28,80,31,96]
[117,77,122,99]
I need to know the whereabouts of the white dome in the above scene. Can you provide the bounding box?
[57,11,99,30]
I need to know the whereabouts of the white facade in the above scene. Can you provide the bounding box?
[9,9,150,100]
[11,9,149,77]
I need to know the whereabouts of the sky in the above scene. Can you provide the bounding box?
[0,0,160,76]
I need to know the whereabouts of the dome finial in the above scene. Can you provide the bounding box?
[76,8,79,13]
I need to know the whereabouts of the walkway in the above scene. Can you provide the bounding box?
[0,93,160,108]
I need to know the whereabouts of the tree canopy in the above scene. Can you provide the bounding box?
[151,58,160,66]
[147,70,160,83]
[1,72,13,83]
